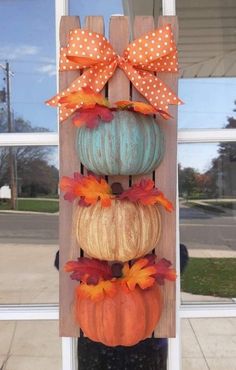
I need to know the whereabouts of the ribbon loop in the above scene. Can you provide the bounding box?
[46,24,182,122]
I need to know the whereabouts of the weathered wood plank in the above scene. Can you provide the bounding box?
[154,15,178,338]
[131,16,155,184]
[60,15,178,339]
[108,16,130,188]
[59,15,81,337]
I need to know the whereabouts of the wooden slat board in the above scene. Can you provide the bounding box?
[59,15,178,338]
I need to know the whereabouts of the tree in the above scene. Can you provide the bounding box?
[206,102,236,197]
[178,165,199,198]
[0,113,58,197]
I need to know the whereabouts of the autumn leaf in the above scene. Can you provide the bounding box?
[76,280,117,302]
[121,255,176,292]
[154,258,177,285]
[119,178,173,211]
[58,86,109,110]
[60,173,113,207]
[60,172,84,202]
[64,257,113,284]
[73,105,114,129]
[115,100,158,115]
[121,258,157,291]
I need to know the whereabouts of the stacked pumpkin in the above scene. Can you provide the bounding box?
[57,89,176,346]
[46,24,181,347]
[61,175,176,347]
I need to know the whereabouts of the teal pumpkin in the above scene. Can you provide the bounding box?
[76,110,164,176]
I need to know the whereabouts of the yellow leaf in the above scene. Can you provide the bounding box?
[121,258,157,291]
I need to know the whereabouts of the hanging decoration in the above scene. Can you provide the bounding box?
[46,24,182,122]
[64,255,176,346]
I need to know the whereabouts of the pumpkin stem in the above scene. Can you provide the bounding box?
[111,182,124,195]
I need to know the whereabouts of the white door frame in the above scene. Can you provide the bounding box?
[0,1,236,370]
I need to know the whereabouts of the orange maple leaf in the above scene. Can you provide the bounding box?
[60,173,113,207]
[115,100,158,115]
[121,258,157,291]
[58,86,109,110]
[76,280,117,302]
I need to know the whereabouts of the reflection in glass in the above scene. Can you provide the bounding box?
[0,321,61,370]
[178,142,236,303]
[0,146,59,304]
[177,0,236,129]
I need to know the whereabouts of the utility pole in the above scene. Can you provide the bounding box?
[3,62,17,209]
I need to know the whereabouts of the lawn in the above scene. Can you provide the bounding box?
[188,201,224,214]
[0,199,59,213]
[181,258,236,298]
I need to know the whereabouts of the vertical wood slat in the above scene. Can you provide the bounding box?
[108,16,130,189]
[154,16,179,338]
[59,16,81,337]
[70,16,105,259]
[131,16,155,184]
[59,15,178,338]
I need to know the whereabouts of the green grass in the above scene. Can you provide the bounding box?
[188,202,225,214]
[0,199,59,213]
[181,258,236,298]
[206,201,236,210]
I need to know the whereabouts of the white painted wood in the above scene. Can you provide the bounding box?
[178,128,236,143]
[1,129,236,147]
[0,304,59,320]
[180,304,236,318]
[62,337,78,370]
[162,0,176,16]
[0,133,58,147]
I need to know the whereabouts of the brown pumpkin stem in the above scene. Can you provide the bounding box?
[111,182,124,195]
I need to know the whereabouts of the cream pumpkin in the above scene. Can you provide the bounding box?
[73,199,161,262]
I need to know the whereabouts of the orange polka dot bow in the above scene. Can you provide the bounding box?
[46,24,182,122]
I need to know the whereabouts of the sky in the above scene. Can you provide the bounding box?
[0,0,235,172]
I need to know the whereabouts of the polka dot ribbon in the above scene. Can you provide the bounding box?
[46,24,182,122]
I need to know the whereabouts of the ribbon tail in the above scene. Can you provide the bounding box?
[121,63,182,119]
[46,61,117,122]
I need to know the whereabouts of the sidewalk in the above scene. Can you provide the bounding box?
[182,317,236,370]
[0,242,235,369]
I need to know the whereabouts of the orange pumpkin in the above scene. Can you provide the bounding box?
[75,282,162,347]
[73,199,161,262]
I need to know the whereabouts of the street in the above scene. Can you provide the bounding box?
[180,203,236,252]
[0,212,59,244]
[0,204,235,251]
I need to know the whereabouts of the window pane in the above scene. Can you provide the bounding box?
[182,318,236,370]
[0,0,57,132]
[179,142,236,303]
[177,0,236,129]
[0,320,61,370]
[0,146,58,304]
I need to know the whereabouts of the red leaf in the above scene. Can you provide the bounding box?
[119,178,173,211]
[153,258,177,285]
[60,173,83,202]
[64,258,113,284]
[73,105,114,129]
